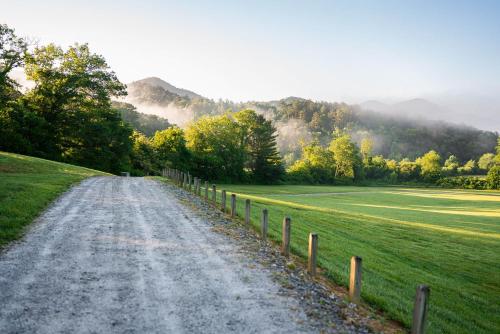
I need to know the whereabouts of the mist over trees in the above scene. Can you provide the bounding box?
[1,23,499,189]
[127,80,498,163]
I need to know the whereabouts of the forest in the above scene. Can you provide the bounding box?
[1,23,499,189]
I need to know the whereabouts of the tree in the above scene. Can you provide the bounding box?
[329,134,360,180]
[152,126,191,171]
[130,131,155,175]
[398,158,420,181]
[234,109,284,183]
[486,166,500,189]
[360,137,374,163]
[458,160,476,175]
[443,155,459,175]
[288,141,335,184]
[20,43,131,172]
[113,101,170,137]
[478,153,495,171]
[495,137,500,165]
[185,114,245,182]
[416,150,441,181]
[0,24,27,103]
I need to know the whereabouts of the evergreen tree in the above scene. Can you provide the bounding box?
[234,110,284,183]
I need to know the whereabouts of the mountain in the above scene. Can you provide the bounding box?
[129,77,202,99]
[360,98,452,120]
[117,77,498,162]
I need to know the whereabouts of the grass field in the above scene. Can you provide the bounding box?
[209,184,500,334]
[0,151,108,248]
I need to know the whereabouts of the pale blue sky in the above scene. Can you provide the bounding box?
[2,0,500,103]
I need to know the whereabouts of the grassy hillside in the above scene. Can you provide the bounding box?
[0,152,108,248]
[210,184,500,334]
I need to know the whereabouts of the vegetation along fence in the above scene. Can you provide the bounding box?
[161,167,430,334]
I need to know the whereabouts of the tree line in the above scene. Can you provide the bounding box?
[127,80,498,163]
[286,133,500,189]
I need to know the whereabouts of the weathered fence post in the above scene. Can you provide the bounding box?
[212,184,216,204]
[183,173,187,188]
[308,233,318,276]
[282,217,291,257]
[198,179,202,196]
[188,174,192,191]
[261,209,268,242]
[193,177,197,192]
[349,256,362,303]
[230,194,236,217]
[245,199,251,227]
[221,190,227,212]
[411,285,430,334]
[205,181,209,200]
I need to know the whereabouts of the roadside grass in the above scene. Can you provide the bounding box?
[0,151,108,248]
[180,182,499,334]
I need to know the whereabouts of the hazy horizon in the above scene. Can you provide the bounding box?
[3,0,500,131]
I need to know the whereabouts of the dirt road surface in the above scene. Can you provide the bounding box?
[0,177,327,333]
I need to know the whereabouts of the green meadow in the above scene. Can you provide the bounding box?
[212,184,500,334]
[0,152,108,248]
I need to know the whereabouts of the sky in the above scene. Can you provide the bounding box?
[2,0,500,107]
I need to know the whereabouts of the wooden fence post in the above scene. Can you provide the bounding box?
[188,174,192,191]
[261,209,268,242]
[245,199,251,227]
[230,194,236,217]
[411,285,430,334]
[197,179,202,196]
[282,217,291,257]
[193,177,197,192]
[221,190,226,212]
[212,184,216,204]
[308,233,318,276]
[205,181,209,200]
[349,256,362,303]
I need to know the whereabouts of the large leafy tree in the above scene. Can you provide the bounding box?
[416,150,442,181]
[0,24,31,153]
[329,134,361,180]
[234,109,284,183]
[185,114,245,182]
[20,43,131,172]
[152,126,191,171]
[0,24,27,102]
[288,141,335,184]
[478,153,495,171]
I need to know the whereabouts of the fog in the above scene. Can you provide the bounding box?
[124,100,195,128]
[275,119,312,155]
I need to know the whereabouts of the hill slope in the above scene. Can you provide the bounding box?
[128,77,202,99]
[120,77,498,162]
[0,152,108,248]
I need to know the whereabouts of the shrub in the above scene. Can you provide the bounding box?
[437,176,487,190]
[486,166,500,189]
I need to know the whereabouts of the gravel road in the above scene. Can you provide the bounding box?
[0,177,321,334]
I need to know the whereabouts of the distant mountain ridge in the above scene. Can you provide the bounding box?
[360,98,452,120]
[129,77,202,99]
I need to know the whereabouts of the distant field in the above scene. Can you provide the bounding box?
[212,184,500,334]
[0,152,108,248]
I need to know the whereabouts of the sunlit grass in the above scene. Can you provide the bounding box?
[0,151,108,248]
[204,183,500,334]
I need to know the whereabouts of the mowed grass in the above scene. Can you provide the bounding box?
[213,184,500,334]
[0,151,108,248]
